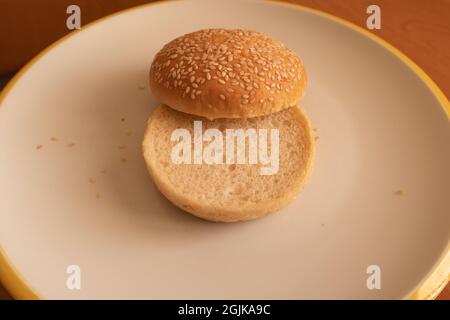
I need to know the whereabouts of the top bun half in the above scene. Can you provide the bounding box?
[149,29,306,119]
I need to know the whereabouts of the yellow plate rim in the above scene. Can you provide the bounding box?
[0,0,448,300]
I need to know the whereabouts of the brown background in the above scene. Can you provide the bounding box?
[0,0,448,300]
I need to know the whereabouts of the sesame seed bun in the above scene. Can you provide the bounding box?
[149,29,307,119]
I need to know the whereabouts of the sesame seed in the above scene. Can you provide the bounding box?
[219,94,226,101]
[218,79,226,85]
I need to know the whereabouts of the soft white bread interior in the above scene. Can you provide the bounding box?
[142,104,315,222]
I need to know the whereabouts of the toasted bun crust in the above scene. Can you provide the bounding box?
[142,105,315,222]
[149,29,306,119]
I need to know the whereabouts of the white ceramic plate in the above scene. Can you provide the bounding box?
[0,0,449,300]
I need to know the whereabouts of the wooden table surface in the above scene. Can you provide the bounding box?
[0,0,448,300]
